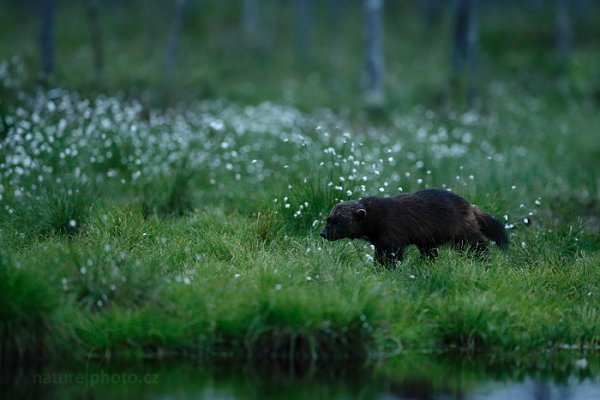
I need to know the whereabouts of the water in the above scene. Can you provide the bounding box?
[3,355,600,399]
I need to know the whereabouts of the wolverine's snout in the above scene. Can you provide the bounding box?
[320,230,327,239]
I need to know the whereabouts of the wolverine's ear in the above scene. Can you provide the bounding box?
[355,209,367,218]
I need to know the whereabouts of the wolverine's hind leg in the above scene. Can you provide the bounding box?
[454,233,489,259]
[471,240,489,260]
[418,246,439,261]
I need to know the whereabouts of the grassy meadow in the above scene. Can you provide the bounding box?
[1,2,599,365]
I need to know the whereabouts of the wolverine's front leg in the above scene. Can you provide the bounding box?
[374,244,404,267]
[374,247,392,266]
[418,246,439,261]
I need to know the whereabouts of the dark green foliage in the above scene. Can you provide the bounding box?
[428,293,517,352]
[58,246,163,312]
[276,176,340,234]
[7,178,93,237]
[0,253,55,364]
[141,171,194,218]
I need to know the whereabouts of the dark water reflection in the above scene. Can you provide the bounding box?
[2,355,600,399]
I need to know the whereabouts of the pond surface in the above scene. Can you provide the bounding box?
[3,355,600,399]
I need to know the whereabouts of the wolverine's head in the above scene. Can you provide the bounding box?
[320,200,367,241]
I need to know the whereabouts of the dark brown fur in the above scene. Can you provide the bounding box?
[320,188,508,266]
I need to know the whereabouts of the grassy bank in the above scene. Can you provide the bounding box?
[3,208,599,363]
[1,60,599,363]
[1,1,599,365]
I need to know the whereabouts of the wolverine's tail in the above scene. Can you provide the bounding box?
[474,209,509,249]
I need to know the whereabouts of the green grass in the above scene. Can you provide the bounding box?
[1,76,598,363]
[8,178,94,237]
[1,82,598,363]
[0,252,57,363]
[1,204,599,362]
[1,2,599,365]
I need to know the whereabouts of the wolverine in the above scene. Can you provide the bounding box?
[320,188,508,266]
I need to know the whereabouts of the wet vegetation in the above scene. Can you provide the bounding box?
[4,355,600,399]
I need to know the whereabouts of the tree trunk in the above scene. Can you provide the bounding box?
[555,0,572,58]
[451,0,478,103]
[85,0,104,80]
[164,0,189,79]
[242,0,259,35]
[40,0,55,81]
[295,0,313,62]
[364,0,385,107]
[328,0,346,69]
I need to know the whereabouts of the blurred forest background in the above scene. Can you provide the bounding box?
[1,0,599,111]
